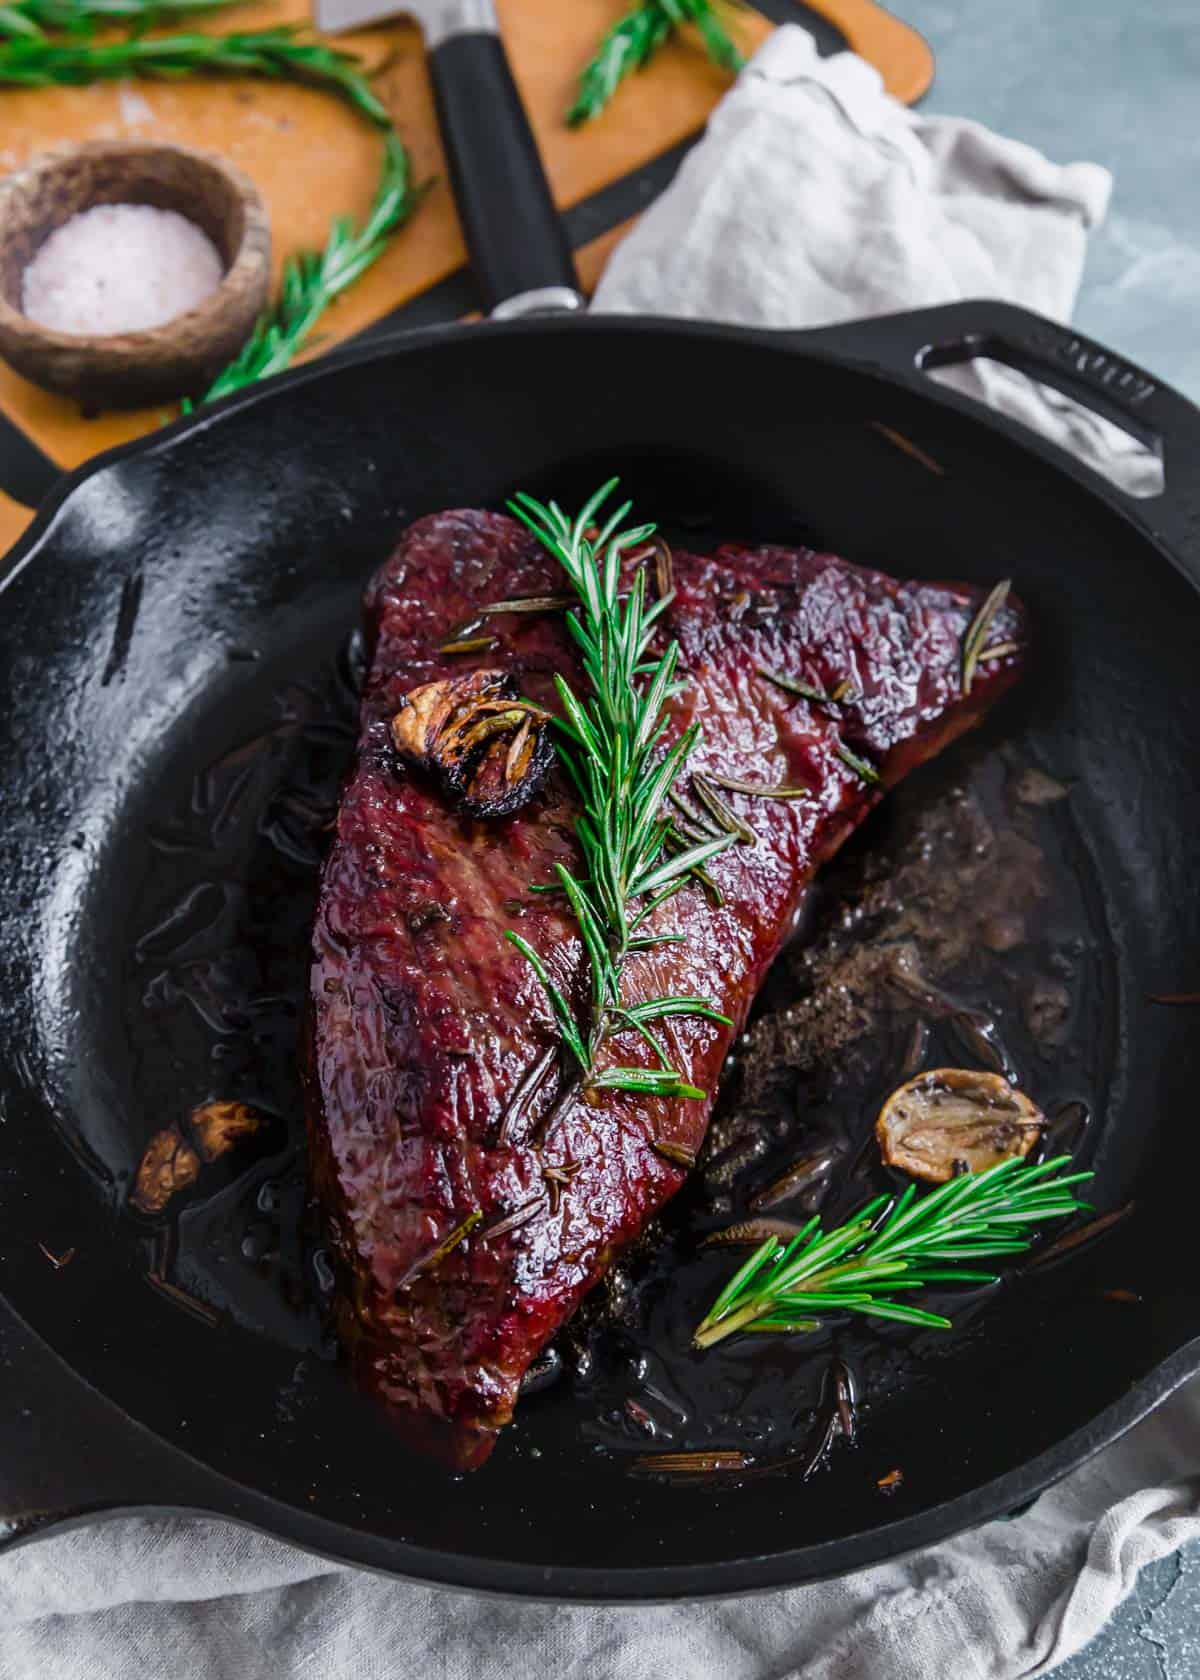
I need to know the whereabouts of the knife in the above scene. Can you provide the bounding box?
[313,0,585,320]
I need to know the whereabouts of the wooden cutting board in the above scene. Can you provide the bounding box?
[0,0,932,536]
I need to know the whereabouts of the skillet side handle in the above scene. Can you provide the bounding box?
[429,31,584,318]
[798,301,1200,570]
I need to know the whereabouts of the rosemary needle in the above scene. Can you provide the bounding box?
[186,135,425,408]
[568,0,744,126]
[694,1154,1093,1349]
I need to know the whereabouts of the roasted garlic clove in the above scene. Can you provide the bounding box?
[876,1067,1044,1184]
[390,669,553,819]
[131,1101,263,1215]
[190,1099,261,1164]
[130,1125,201,1215]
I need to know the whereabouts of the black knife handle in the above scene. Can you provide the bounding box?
[429,32,583,317]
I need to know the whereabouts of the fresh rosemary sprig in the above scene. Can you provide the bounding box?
[0,0,239,39]
[0,24,390,124]
[567,0,669,124]
[694,1154,1093,1349]
[185,135,422,408]
[568,0,744,126]
[505,482,735,1102]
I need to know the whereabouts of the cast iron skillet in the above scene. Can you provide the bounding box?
[2,21,1200,1595]
[0,299,1199,1599]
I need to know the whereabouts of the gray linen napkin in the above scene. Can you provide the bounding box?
[2,26,1188,1679]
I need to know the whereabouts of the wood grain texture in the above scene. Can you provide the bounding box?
[0,0,932,470]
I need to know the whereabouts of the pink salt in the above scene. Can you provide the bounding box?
[21,202,224,336]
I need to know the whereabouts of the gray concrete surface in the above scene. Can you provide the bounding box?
[905,0,1200,403]
[897,6,1200,1669]
[1053,1549,1200,1680]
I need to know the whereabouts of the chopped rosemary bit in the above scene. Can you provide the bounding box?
[487,594,576,614]
[476,593,576,621]
[480,1196,546,1241]
[568,0,744,127]
[757,665,857,711]
[668,783,722,839]
[750,1148,839,1210]
[834,741,881,785]
[503,482,735,1103]
[706,771,812,802]
[632,1448,752,1475]
[654,537,675,602]
[146,1270,220,1327]
[694,1154,1093,1349]
[756,666,833,706]
[438,594,583,653]
[395,1207,482,1289]
[704,1217,805,1247]
[692,772,757,844]
[1021,1201,1133,1270]
[541,1157,581,1215]
[867,422,945,478]
[497,1044,557,1146]
[438,634,500,655]
[960,580,1012,696]
[651,1137,697,1169]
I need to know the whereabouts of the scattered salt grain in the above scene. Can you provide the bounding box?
[117,79,157,129]
[21,202,224,337]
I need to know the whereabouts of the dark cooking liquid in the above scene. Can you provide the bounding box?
[122,634,1111,1476]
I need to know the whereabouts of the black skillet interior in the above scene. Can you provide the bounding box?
[1,302,1199,1597]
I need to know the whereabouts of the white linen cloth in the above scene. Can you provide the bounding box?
[2,25,1187,1678]
[595,26,1159,495]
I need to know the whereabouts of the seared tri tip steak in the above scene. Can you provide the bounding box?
[306,509,1026,1469]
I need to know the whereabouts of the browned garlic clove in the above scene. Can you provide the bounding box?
[390,669,553,819]
[131,1101,263,1215]
[876,1067,1044,1184]
[190,1099,261,1164]
[131,1125,201,1215]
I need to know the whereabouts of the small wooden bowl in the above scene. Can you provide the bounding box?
[0,141,271,411]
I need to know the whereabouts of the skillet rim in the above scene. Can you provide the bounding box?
[1,301,1198,1597]
[4,302,1197,596]
[1,1304,1197,1600]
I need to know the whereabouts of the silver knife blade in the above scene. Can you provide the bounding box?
[313,0,496,43]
